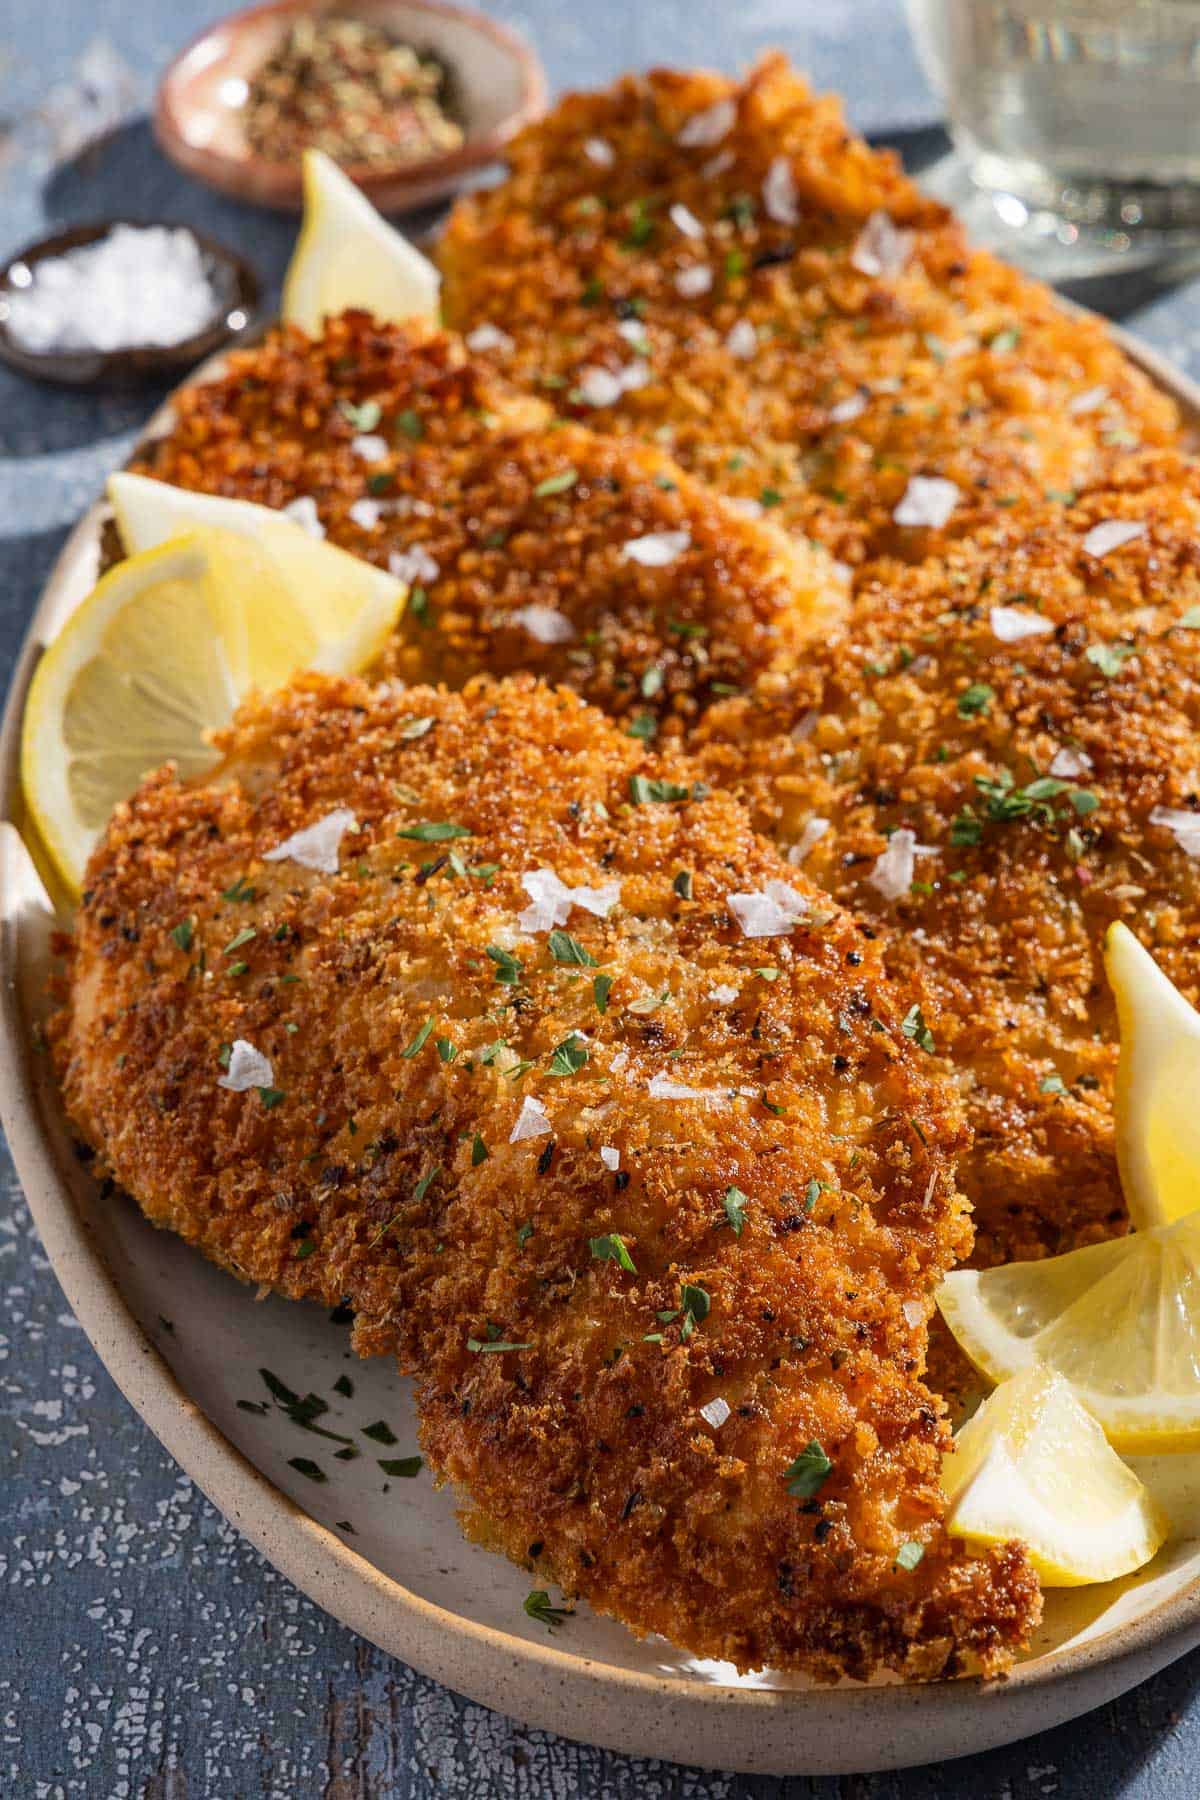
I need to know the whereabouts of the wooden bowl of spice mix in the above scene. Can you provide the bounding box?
[154,0,546,214]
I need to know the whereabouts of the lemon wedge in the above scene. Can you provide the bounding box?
[942,1364,1167,1585]
[22,519,404,896]
[108,473,406,681]
[1106,921,1200,1229]
[282,147,441,334]
[938,1211,1200,1452]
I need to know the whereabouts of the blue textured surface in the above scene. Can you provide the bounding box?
[4,3,1200,1794]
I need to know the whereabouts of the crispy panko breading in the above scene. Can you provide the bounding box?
[54,675,1039,1680]
[134,312,840,737]
[695,451,1200,1285]
[438,56,1180,568]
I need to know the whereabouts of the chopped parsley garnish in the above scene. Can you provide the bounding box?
[486,944,523,985]
[221,874,256,903]
[1180,606,1200,629]
[895,1540,925,1571]
[467,1336,531,1353]
[783,1440,833,1498]
[435,1035,457,1063]
[401,1018,435,1059]
[623,198,656,248]
[471,1133,489,1166]
[760,487,782,508]
[362,1420,397,1445]
[524,1589,571,1630]
[379,1456,423,1477]
[409,586,430,624]
[1085,642,1137,679]
[956,682,994,718]
[641,665,664,699]
[515,1220,534,1248]
[548,928,597,967]
[1040,1072,1068,1096]
[803,1177,827,1211]
[533,467,579,498]
[396,408,424,440]
[988,327,1020,354]
[955,766,1091,844]
[399,715,434,740]
[223,925,257,956]
[397,820,472,841]
[723,1186,749,1235]
[678,1282,710,1342]
[333,1374,354,1398]
[673,870,693,899]
[590,1232,636,1273]
[627,713,658,741]
[547,1034,589,1077]
[259,1087,286,1110]
[413,1163,442,1202]
[339,397,381,432]
[170,918,194,952]
[593,973,613,1014]
[288,1457,326,1483]
[629,775,693,805]
[900,1004,935,1053]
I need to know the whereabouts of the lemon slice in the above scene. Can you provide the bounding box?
[107,473,405,683]
[282,148,441,334]
[938,1211,1200,1452]
[942,1364,1167,1586]
[1106,921,1200,1229]
[22,520,404,896]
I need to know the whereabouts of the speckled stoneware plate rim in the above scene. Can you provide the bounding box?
[4,307,1200,1778]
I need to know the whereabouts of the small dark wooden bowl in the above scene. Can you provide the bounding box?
[154,0,547,215]
[0,221,261,388]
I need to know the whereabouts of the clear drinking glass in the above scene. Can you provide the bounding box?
[907,0,1200,271]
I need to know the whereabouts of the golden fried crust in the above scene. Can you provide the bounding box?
[696,451,1200,1277]
[438,56,1180,566]
[54,675,1037,1679]
[134,314,841,736]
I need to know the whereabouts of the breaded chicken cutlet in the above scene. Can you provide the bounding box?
[438,56,1181,569]
[695,450,1200,1282]
[54,676,1039,1680]
[134,312,840,737]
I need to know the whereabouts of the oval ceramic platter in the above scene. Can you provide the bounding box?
[4,316,1200,1779]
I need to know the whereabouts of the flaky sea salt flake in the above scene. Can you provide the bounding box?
[1150,806,1200,856]
[677,98,737,148]
[670,202,705,239]
[727,880,808,938]
[282,496,325,538]
[894,475,959,529]
[219,1040,274,1093]
[726,319,757,360]
[675,265,713,298]
[851,211,913,278]
[990,605,1054,643]
[388,544,440,586]
[510,1096,552,1143]
[465,322,514,353]
[264,807,357,875]
[513,604,575,645]
[1082,519,1146,559]
[762,156,799,226]
[622,529,691,567]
